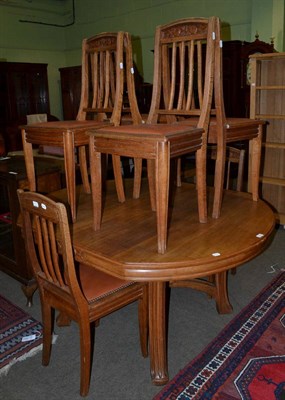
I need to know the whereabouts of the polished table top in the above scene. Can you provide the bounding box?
[50,179,275,385]
[50,179,275,281]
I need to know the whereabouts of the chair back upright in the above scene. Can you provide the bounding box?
[77,31,141,126]
[18,189,87,316]
[147,16,217,136]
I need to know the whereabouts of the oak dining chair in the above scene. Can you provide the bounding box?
[88,17,217,254]
[177,17,265,218]
[17,189,148,397]
[21,31,142,223]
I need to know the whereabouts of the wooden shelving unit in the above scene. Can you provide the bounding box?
[250,52,285,225]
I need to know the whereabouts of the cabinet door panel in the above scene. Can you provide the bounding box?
[0,62,50,152]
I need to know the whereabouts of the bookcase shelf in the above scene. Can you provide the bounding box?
[250,52,285,225]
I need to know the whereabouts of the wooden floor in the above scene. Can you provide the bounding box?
[50,179,275,281]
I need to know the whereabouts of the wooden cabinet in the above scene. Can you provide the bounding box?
[59,65,82,120]
[222,38,275,118]
[222,40,245,117]
[0,62,50,152]
[0,156,62,305]
[249,52,285,225]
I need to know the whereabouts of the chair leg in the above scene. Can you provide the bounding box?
[212,139,226,219]
[41,302,53,366]
[147,159,156,212]
[195,148,207,223]
[78,146,91,194]
[133,157,142,199]
[176,157,182,187]
[249,127,262,201]
[138,285,149,358]
[79,321,92,397]
[112,155,126,203]
[236,149,245,192]
[155,142,170,254]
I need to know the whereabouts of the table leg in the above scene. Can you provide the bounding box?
[148,281,169,385]
[78,145,91,194]
[196,147,207,223]
[147,159,156,211]
[214,271,233,314]
[133,157,142,199]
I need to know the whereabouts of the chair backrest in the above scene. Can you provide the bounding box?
[27,114,47,124]
[147,17,217,134]
[76,31,141,125]
[17,189,86,310]
[212,17,227,139]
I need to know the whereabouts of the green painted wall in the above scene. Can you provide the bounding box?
[0,0,283,119]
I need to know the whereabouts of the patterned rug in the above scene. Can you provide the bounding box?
[154,272,285,400]
[0,294,43,377]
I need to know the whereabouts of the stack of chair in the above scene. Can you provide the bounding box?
[88,17,217,254]
[21,31,142,223]
[87,16,264,254]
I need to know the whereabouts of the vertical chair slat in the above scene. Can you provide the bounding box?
[161,44,170,111]
[110,52,116,107]
[35,216,56,282]
[110,31,125,125]
[177,41,185,110]
[40,218,59,284]
[34,215,52,281]
[186,40,194,110]
[98,52,105,108]
[197,41,203,108]
[104,50,110,109]
[169,42,177,110]
[91,52,98,109]
[47,220,65,287]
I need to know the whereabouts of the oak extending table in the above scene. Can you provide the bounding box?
[49,179,275,385]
